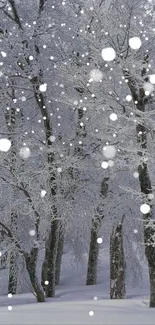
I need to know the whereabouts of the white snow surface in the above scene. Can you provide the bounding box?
[0,248,153,324]
[0,297,155,324]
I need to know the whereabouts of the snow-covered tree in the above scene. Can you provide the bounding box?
[0,0,103,300]
[1,0,155,307]
[51,0,155,306]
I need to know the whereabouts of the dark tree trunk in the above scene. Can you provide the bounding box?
[44,217,60,298]
[31,75,61,298]
[149,263,155,307]
[138,163,155,307]
[86,178,109,285]
[25,248,45,303]
[8,212,18,295]
[86,216,101,285]
[8,251,18,294]
[2,3,55,303]
[110,219,126,299]
[4,90,19,295]
[125,61,155,307]
[41,258,48,293]
[55,229,64,286]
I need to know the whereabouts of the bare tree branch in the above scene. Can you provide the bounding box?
[8,0,23,30]
[0,221,24,254]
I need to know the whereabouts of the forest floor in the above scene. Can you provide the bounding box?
[0,296,155,324]
[0,247,154,324]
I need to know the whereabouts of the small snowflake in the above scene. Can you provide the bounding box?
[8,293,12,298]
[89,311,94,316]
[39,83,47,92]
[45,280,49,285]
[97,238,103,244]
[29,230,36,236]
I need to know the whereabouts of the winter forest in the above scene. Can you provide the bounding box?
[1,0,155,324]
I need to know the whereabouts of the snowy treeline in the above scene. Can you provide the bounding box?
[0,0,155,307]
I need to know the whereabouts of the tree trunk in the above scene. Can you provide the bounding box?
[138,163,155,307]
[44,217,60,298]
[5,92,18,295]
[25,248,45,303]
[149,263,155,307]
[8,211,18,295]
[41,261,48,293]
[8,251,18,294]
[86,217,100,285]
[86,178,109,285]
[55,229,64,286]
[110,219,126,299]
[125,62,155,307]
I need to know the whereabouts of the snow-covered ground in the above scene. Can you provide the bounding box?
[0,247,154,324]
[0,298,155,325]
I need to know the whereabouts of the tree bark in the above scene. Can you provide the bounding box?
[31,73,60,298]
[125,62,155,307]
[149,263,155,307]
[110,219,126,299]
[55,228,64,286]
[5,89,19,295]
[86,178,109,285]
[41,259,48,293]
[138,162,155,307]
[86,216,100,285]
[25,248,45,303]
[45,217,60,297]
[8,210,18,295]
[0,219,44,302]
[8,251,18,294]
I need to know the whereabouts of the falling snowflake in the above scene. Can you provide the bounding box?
[1,51,7,57]
[108,160,114,167]
[133,172,139,178]
[97,237,103,244]
[126,95,132,102]
[39,83,47,92]
[148,193,154,200]
[101,47,116,61]
[0,139,11,152]
[89,311,94,316]
[149,74,155,84]
[109,113,117,121]
[8,306,12,311]
[21,96,26,102]
[140,203,150,214]
[89,69,103,82]
[101,161,108,169]
[57,167,62,173]
[49,135,56,142]
[19,147,31,159]
[8,294,12,298]
[134,229,138,234]
[41,190,47,197]
[103,145,116,159]
[144,82,154,95]
[94,296,98,300]
[29,230,36,236]
[45,280,49,285]
[129,37,142,50]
